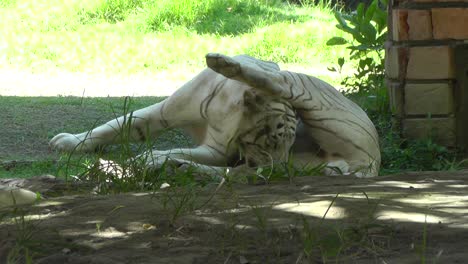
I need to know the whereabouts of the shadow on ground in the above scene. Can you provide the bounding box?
[2,170,468,263]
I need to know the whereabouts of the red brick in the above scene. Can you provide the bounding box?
[392,9,432,41]
[408,10,433,40]
[432,8,468,40]
[404,83,453,115]
[392,10,409,41]
[406,46,455,79]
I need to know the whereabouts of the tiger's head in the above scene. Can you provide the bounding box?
[236,90,298,167]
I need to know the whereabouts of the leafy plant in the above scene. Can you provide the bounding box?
[159,183,200,224]
[327,0,387,94]
[325,0,464,174]
[5,207,40,264]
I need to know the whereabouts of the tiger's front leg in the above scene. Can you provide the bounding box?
[138,145,230,168]
[49,101,173,152]
[49,70,225,153]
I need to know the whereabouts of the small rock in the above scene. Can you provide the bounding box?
[0,187,39,208]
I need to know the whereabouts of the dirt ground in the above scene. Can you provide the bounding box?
[2,69,467,263]
[1,171,468,263]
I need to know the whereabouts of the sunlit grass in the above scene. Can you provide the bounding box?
[0,0,347,79]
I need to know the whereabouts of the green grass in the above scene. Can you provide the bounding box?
[0,0,347,83]
[0,96,194,179]
[0,0,464,181]
[350,89,465,175]
[0,0,350,178]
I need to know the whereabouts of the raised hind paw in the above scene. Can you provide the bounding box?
[206,53,241,78]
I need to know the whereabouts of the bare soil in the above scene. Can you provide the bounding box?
[1,171,468,263]
[2,70,467,263]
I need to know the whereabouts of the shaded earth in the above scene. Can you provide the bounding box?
[2,171,468,263]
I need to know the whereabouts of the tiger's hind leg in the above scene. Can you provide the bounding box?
[206,53,289,97]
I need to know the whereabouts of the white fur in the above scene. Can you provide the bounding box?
[50,54,381,178]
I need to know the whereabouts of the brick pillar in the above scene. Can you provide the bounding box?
[386,0,468,149]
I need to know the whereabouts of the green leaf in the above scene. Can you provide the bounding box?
[336,24,361,40]
[364,0,377,23]
[380,0,389,7]
[349,44,371,51]
[360,22,377,42]
[338,57,345,67]
[376,33,388,44]
[354,32,367,44]
[372,6,388,32]
[334,12,348,28]
[356,3,365,21]
[326,37,348,46]
[342,13,358,26]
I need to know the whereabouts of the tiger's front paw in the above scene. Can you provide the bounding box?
[206,53,241,78]
[49,133,94,152]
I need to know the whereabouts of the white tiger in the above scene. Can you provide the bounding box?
[49,53,381,178]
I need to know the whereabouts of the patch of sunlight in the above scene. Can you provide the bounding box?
[86,219,103,224]
[131,192,151,197]
[395,195,468,205]
[168,236,194,242]
[60,228,94,237]
[34,200,64,207]
[436,208,468,214]
[219,208,251,214]
[378,210,443,224]
[452,223,468,229]
[192,216,224,225]
[370,181,435,189]
[333,193,371,199]
[446,184,468,188]
[134,242,152,249]
[273,200,346,219]
[22,212,60,221]
[127,221,157,232]
[234,224,255,230]
[1,211,62,224]
[92,226,128,239]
